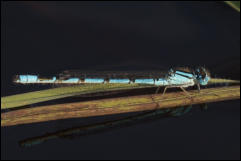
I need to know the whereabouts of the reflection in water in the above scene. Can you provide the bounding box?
[19,104,208,147]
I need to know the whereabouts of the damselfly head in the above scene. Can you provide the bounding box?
[194,67,211,86]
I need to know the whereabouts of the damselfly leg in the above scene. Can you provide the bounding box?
[180,87,191,97]
[155,86,162,94]
[157,85,191,98]
[155,86,169,95]
[197,83,201,93]
[162,86,168,96]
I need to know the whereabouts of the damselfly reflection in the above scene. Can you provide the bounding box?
[19,104,201,147]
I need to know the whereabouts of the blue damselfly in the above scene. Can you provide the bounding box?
[13,67,211,95]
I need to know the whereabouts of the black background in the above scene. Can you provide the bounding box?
[1,1,240,160]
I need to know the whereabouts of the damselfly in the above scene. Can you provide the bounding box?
[13,67,211,95]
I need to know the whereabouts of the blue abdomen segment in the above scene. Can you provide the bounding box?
[62,78,79,83]
[85,78,104,83]
[109,79,130,83]
[18,75,57,83]
[39,76,56,83]
[19,75,38,83]
[135,79,155,84]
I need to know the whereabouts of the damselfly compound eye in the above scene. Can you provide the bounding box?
[195,67,211,85]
